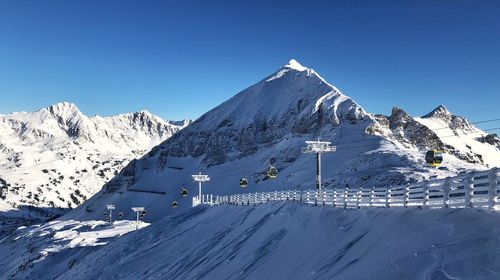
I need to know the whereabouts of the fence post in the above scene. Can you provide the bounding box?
[386,186,391,208]
[332,189,336,208]
[465,175,473,208]
[356,188,361,209]
[322,190,326,207]
[443,178,450,209]
[423,183,429,208]
[343,187,348,210]
[404,185,409,208]
[370,187,375,207]
[489,169,498,211]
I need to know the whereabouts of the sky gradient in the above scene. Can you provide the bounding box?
[0,1,499,129]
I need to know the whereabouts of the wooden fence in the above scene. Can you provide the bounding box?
[193,168,500,211]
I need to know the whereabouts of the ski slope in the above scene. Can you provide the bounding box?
[2,203,500,279]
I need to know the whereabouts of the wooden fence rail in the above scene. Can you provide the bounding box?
[192,168,500,211]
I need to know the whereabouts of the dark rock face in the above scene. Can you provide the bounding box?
[374,107,444,150]
[0,178,8,200]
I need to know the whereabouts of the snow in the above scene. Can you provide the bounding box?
[0,103,190,218]
[2,204,500,279]
[61,60,500,226]
[283,58,307,71]
[415,114,500,167]
[0,218,149,279]
[1,59,500,279]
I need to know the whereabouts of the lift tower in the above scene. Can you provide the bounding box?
[301,140,336,191]
[192,172,210,204]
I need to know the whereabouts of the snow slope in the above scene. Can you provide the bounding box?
[0,102,190,218]
[0,218,149,279]
[2,203,500,279]
[66,59,500,223]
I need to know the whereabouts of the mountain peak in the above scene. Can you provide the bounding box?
[137,109,153,116]
[423,105,452,119]
[283,59,308,71]
[48,101,79,112]
[45,102,84,120]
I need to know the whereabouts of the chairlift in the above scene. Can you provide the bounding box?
[172,201,178,208]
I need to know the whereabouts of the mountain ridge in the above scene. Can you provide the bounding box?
[0,103,190,217]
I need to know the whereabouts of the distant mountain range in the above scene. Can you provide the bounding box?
[0,102,190,218]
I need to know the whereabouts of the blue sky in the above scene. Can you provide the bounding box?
[0,1,499,128]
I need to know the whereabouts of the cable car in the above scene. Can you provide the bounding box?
[425,150,443,167]
[267,165,278,179]
[240,178,249,188]
[181,188,188,197]
[172,201,178,208]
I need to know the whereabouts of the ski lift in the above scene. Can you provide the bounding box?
[104,212,108,216]
[267,164,278,179]
[181,188,188,197]
[172,201,178,208]
[118,212,124,219]
[140,210,146,219]
[425,150,443,167]
[240,178,249,188]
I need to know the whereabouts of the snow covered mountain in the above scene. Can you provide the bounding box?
[66,59,500,223]
[0,102,190,218]
[2,59,500,280]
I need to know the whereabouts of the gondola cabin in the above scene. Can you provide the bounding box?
[240,178,249,188]
[267,166,278,179]
[425,150,443,167]
[181,188,188,197]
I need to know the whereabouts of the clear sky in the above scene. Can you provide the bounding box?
[0,1,499,128]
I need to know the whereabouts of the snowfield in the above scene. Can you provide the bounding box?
[2,204,500,279]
